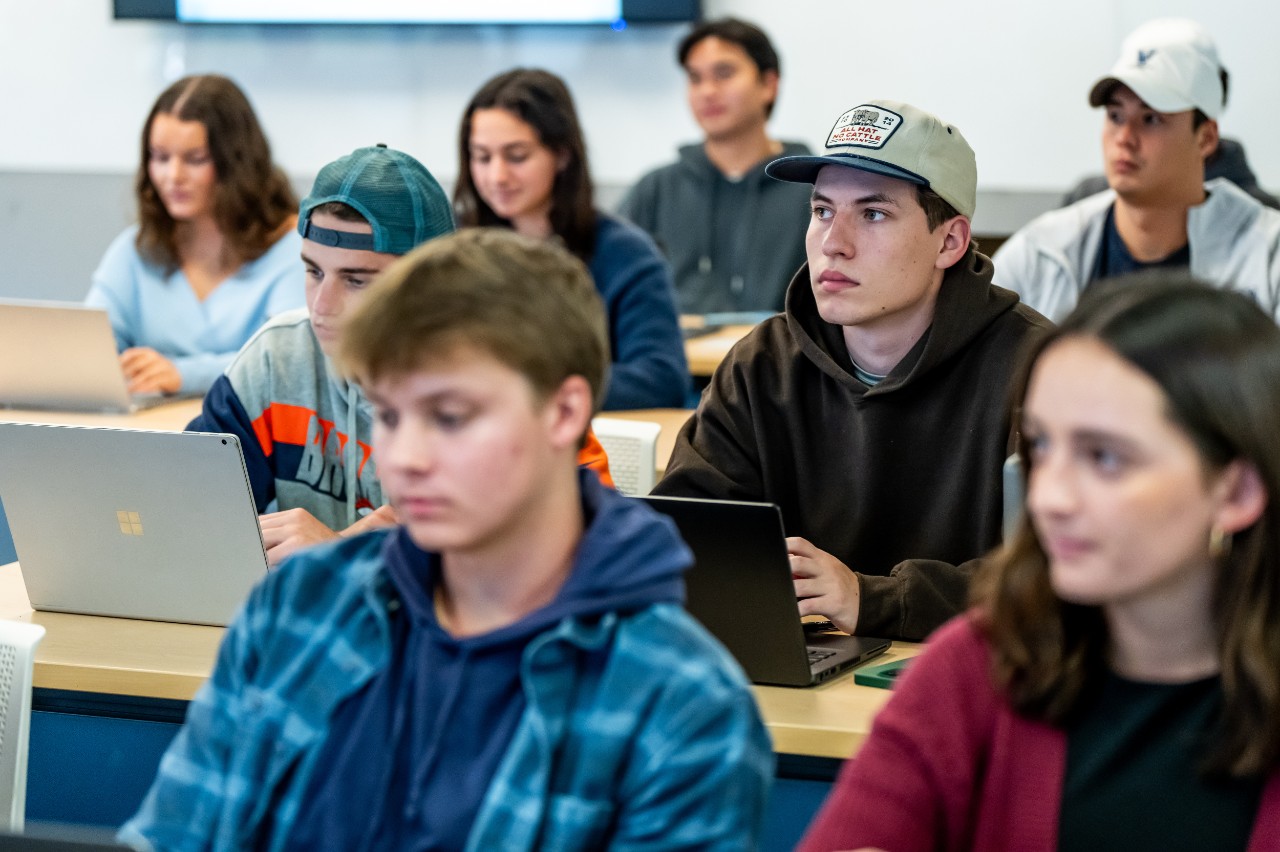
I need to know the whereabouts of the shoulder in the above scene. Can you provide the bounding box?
[1001,192,1114,255]
[224,308,319,379]
[723,314,796,368]
[248,227,303,271]
[590,213,668,287]
[254,529,389,617]
[888,615,1002,714]
[95,225,149,274]
[611,603,756,707]
[594,211,661,254]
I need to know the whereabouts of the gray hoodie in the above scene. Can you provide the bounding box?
[617,141,813,314]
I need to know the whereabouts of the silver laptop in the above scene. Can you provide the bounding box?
[0,423,269,626]
[641,495,890,687]
[0,299,177,413]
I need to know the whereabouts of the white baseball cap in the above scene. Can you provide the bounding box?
[1089,18,1225,119]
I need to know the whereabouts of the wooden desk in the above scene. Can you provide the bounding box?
[0,399,203,432]
[684,325,754,377]
[0,560,915,758]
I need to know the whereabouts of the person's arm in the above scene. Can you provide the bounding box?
[652,345,767,501]
[609,642,774,850]
[615,174,656,233]
[798,618,996,852]
[85,230,144,352]
[789,538,978,641]
[596,223,690,410]
[187,374,277,515]
[119,587,264,851]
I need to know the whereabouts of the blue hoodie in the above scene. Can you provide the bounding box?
[285,472,691,850]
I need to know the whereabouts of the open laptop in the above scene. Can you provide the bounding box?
[0,423,269,626]
[641,495,890,687]
[0,299,178,413]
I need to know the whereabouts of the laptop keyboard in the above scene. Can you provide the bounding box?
[807,648,836,664]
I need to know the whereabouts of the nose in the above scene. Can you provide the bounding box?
[1113,117,1138,149]
[1025,449,1079,521]
[821,210,856,260]
[310,277,341,318]
[378,418,435,476]
[486,157,510,186]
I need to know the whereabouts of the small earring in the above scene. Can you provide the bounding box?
[1209,526,1233,561]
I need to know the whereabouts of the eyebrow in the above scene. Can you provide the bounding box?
[810,190,900,207]
[299,252,382,275]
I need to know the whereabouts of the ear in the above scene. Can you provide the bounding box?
[760,68,780,109]
[541,374,594,453]
[1196,118,1220,161]
[556,149,572,173]
[1211,459,1268,536]
[934,215,972,271]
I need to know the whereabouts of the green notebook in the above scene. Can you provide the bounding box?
[854,657,913,689]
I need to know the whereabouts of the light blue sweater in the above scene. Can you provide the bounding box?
[85,226,305,393]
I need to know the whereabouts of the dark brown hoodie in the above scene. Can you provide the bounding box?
[655,249,1053,641]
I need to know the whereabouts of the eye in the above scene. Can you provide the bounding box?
[1142,112,1163,127]
[344,276,371,290]
[863,209,887,222]
[1022,430,1048,464]
[304,265,322,282]
[434,410,471,431]
[1083,443,1127,477]
[811,203,833,221]
[375,407,399,429]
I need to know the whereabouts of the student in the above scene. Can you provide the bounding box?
[187,145,611,566]
[1059,20,1280,211]
[121,228,773,851]
[454,68,689,410]
[618,17,813,314]
[86,74,303,395]
[993,18,1280,322]
[654,100,1052,641]
[800,276,1280,851]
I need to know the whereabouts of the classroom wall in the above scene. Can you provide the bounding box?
[2,0,1277,299]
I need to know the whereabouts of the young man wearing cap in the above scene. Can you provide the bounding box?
[187,145,611,566]
[122,228,772,851]
[617,18,812,314]
[654,101,1051,642]
[994,18,1280,322]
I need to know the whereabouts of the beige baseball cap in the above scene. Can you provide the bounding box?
[765,99,977,219]
[1088,18,1225,119]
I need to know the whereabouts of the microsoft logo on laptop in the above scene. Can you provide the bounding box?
[116,510,143,536]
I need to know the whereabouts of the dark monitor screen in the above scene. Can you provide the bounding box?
[114,0,701,25]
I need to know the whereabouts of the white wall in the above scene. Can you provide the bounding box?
[3,0,1278,191]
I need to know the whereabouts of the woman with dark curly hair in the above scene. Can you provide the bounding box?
[454,68,688,410]
[801,274,1280,851]
[86,74,303,395]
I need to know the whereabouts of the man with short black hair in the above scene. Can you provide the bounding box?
[995,18,1280,321]
[618,17,812,314]
[655,100,1052,642]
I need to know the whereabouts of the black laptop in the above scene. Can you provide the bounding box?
[641,495,890,687]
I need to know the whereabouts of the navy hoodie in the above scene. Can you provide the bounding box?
[285,471,690,851]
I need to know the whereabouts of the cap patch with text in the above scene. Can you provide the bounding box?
[827,106,903,151]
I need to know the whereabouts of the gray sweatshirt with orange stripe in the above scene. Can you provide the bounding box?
[187,308,382,531]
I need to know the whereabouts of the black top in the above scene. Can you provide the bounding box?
[1059,671,1263,851]
[1091,204,1191,283]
